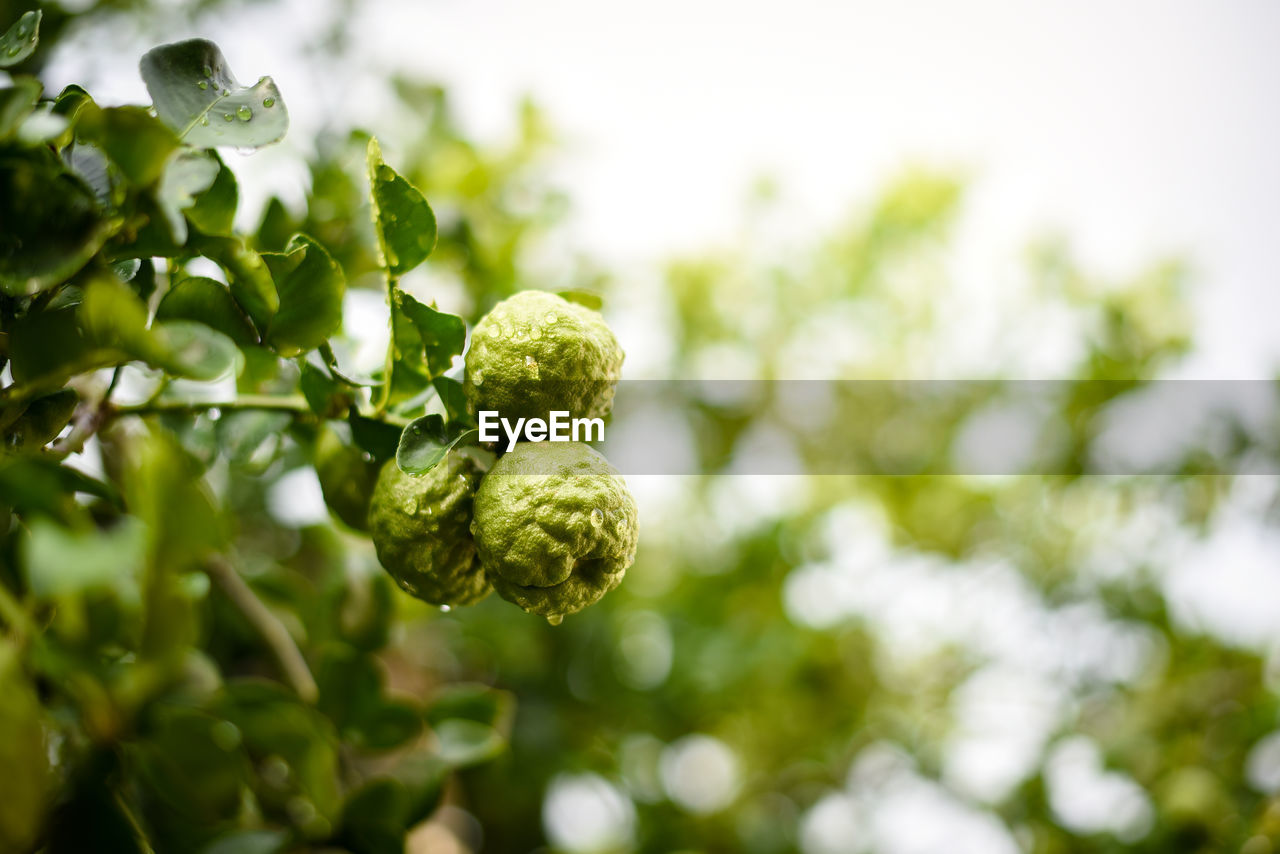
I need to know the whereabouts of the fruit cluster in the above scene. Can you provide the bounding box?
[364,291,638,624]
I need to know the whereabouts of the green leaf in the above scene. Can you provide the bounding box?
[300,360,354,418]
[426,683,515,732]
[394,291,465,376]
[157,276,257,347]
[0,456,117,521]
[155,149,220,244]
[216,410,292,466]
[348,413,401,462]
[81,276,240,380]
[0,78,40,139]
[557,288,604,311]
[201,831,288,854]
[432,376,471,425]
[0,641,52,853]
[0,10,40,68]
[0,158,120,297]
[17,105,69,145]
[367,137,436,276]
[262,234,345,356]
[24,516,148,599]
[149,321,242,380]
[5,388,78,449]
[396,416,476,476]
[140,39,288,148]
[433,718,505,768]
[186,152,238,235]
[7,306,92,383]
[192,234,278,332]
[76,105,180,187]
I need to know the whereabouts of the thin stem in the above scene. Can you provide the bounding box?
[374,272,398,416]
[205,555,318,704]
[111,394,312,418]
[107,394,412,429]
[51,367,124,458]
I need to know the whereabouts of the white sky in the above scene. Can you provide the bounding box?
[48,0,1280,376]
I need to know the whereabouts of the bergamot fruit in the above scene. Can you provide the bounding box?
[464,291,624,425]
[313,426,381,532]
[472,441,638,623]
[368,455,490,606]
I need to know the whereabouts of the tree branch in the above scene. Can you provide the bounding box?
[205,555,318,704]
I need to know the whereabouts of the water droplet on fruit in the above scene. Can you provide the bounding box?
[590,508,604,527]
[530,325,543,339]
[544,312,558,324]
[525,355,538,369]
[236,105,253,121]
[263,97,275,108]
[486,326,500,339]
[472,371,484,387]
[207,407,221,420]
[439,604,451,613]
[547,614,564,626]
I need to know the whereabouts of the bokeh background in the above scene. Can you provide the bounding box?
[9,1,1280,852]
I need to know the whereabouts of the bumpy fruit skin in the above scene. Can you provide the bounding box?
[472,442,638,621]
[313,427,381,532]
[464,291,624,425]
[367,455,491,606]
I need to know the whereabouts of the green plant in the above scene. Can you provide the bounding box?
[0,23,600,852]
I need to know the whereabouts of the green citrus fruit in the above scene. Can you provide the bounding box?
[472,441,638,623]
[313,426,381,532]
[367,455,490,607]
[464,290,624,425]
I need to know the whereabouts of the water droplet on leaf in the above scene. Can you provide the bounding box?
[236,105,253,121]
[197,80,208,90]
[263,97,276,108]
[202,65,213,78]
[439,604,451,613]
[222,113,234,122]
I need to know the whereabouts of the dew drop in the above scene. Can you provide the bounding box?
[472,371,484,387]
[547,614,564,626]
[524,355,538,371]
[202,64,213,78]
[590,508,604,527]
[197,80,208,90]
[544,312,558,324]
[200,116,210,126]
[222,113,234,122]
[207,407,222,421]
[439,604,452,613]
[263,97,276,108]
[530,325,543,339]
[6,46,19,58]
[221,88,230,96]
[236,105,253,122]
[486,326,501,339]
